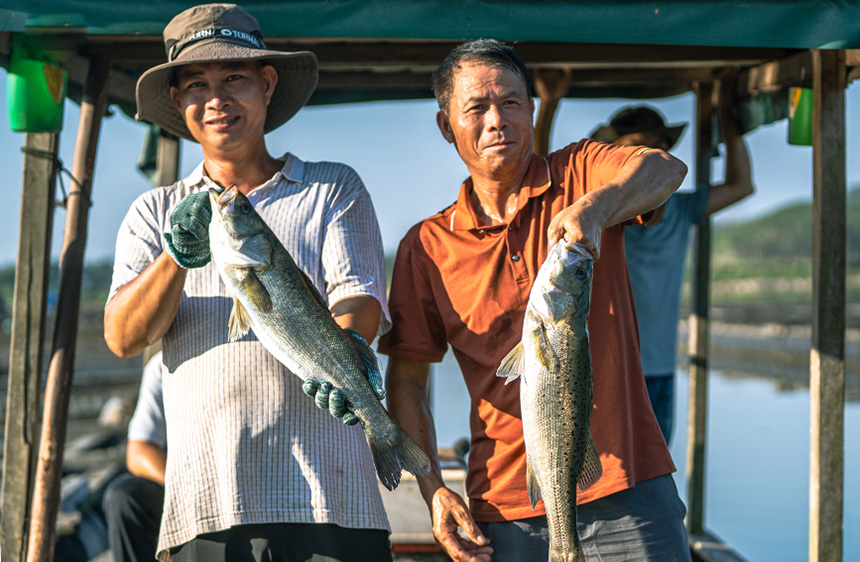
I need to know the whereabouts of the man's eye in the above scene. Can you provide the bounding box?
[226,74,244,82]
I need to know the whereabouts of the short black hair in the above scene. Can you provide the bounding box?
[432,39,530,112]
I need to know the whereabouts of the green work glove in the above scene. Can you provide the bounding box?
[302,329,385,425]
[164,191,212,269]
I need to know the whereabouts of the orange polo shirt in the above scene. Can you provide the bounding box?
[379,139,675,522]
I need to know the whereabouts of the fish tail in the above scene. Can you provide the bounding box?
[370,427,432,491]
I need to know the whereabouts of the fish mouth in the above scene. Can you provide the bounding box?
[211,185,238,212]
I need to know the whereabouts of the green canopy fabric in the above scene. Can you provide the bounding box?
[2,0,860,49]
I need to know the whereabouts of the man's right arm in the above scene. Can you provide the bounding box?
[104,252,187,358]
[386,357,492,562]
[705,72,754,216]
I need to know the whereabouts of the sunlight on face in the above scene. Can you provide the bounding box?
[437,62,535,183]
[170,61,277,153]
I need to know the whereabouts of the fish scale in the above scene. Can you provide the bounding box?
[207,186,431,491]
[498,241,602,562]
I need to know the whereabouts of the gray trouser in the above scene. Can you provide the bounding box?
[476,474,691,562]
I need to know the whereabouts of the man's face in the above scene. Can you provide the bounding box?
[170,61,277,152]
[436,62,535,183]
[612,132,671,151]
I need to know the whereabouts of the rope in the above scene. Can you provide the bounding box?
[20,146,92,208]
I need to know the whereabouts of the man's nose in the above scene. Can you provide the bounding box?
[485,105,507,130]
[205,84,231,110]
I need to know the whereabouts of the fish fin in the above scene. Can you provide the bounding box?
[242,270,273,313]
[369,426,432,491]
[577,432,603,491]
[526,457,542,508]
[532,324,554,370]
[496,342,525,383]
[344,328,385,400]
[219,234,272,269]
[228,297,252,342]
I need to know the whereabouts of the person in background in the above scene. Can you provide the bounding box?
[591,74,754,444]
[103,352,166,562]
[103,4,392,561]
[379,39,690,562]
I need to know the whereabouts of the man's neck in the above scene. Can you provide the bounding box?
[201,147,281,195]
[469,172,528,227]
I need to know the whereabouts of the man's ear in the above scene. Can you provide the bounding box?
[436,110,455,144]
[170,86,181,112]
[262,64,278,105]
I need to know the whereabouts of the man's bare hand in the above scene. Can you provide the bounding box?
[429,486,493,562]
[547,195,607,259]
[534,68,572,102]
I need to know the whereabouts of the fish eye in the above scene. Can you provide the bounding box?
[241,203,252,213]
[575,268,587,280]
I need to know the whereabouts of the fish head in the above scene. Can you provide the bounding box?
[209,186,260,236]
[208,186,272,269]
[531,241,593,324]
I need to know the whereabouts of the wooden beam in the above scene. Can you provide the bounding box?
[738,50,814,94]
[25,56,112,562]
[809,48,845,562]
[1,132,60,562]
[686,81,713,537]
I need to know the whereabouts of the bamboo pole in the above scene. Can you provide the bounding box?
[685,81,713,537]
[809,48,845,562]
[25,56,112,562]
[0,132,60,562]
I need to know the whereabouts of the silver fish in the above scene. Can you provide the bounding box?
[497,241,602,562]
[207,186,431,490]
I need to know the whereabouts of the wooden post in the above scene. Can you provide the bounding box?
[25,56,112,562]
[809,48,845,562]
[533,68,571,155]
[685,81,713,537]
[0,133,60,562]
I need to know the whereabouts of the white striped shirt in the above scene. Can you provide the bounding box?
[108,153,392,560]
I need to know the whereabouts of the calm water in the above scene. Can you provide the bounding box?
[405,352,860,562]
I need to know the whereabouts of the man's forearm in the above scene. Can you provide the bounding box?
[104,252,187,358]
[597,149,688,228]
[127,440,167,485]
[331,294,381,344]
[548,149,687,254]
[385,358,444,503]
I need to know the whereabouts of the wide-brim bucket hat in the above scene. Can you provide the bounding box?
[589,106,686,150]
[136,3,318,142]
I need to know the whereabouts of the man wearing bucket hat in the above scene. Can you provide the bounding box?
[591,77,754,444]
[104,4,393,561]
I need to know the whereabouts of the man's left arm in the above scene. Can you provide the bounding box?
[331,295,381,344]
[548,149,687,258]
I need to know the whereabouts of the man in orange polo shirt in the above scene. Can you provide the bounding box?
[378,40,690,562]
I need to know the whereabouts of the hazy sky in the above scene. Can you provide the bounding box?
[1,71,858,267]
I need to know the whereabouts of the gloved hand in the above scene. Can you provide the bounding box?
[164,191,212,269]
[302,329,386,425]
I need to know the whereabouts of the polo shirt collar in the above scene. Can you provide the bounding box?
[182,153,302,193]
[449,154,552,232]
